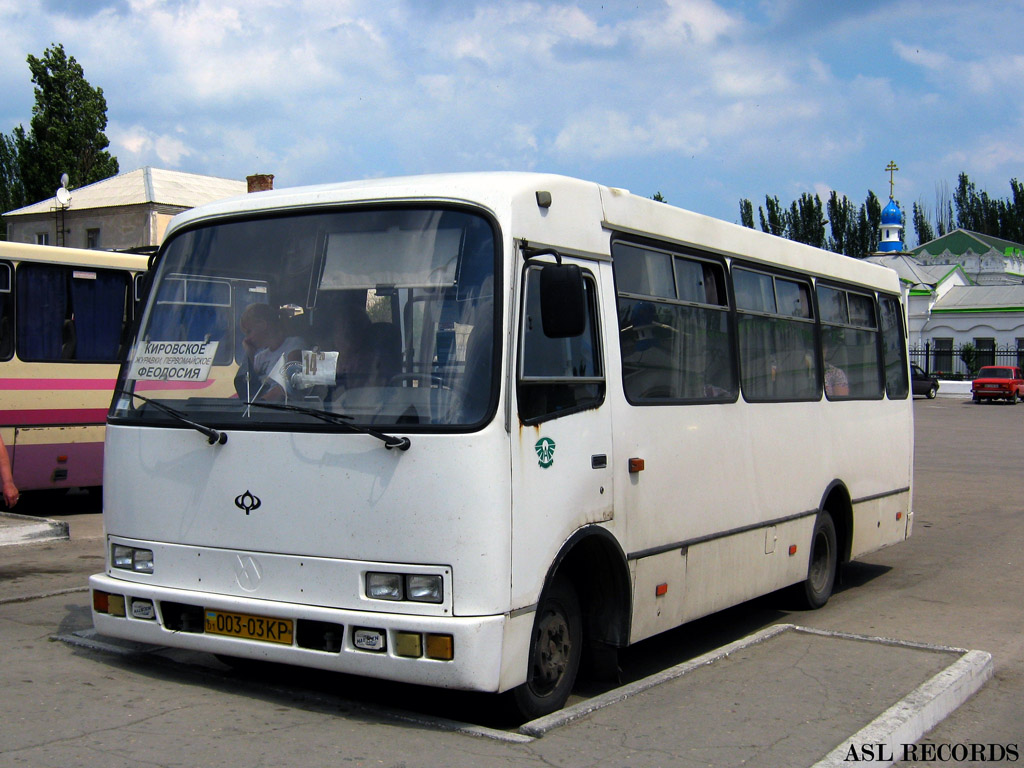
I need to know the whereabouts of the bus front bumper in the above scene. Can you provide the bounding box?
[89,573,532,693]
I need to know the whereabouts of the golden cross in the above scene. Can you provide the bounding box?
[885,160,899,199]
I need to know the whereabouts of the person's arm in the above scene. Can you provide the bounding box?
[0,438,18,508]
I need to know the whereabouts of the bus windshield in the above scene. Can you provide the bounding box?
[113,207,497,431]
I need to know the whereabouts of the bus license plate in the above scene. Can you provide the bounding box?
[204,610,294,645]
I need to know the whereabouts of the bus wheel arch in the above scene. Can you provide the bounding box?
[820,481,853,565]
[796,483,851,610]
[512,526,631,718]
[512,573,583,719]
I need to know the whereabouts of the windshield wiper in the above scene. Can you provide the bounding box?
[244,401,411,451]
[115,389,228,445]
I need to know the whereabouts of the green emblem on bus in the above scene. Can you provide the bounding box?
[535,437,556,469]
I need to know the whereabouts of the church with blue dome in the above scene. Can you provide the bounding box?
[876,161,905,253]
[866,160,1024,377]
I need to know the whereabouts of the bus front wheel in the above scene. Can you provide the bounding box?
[797,511,838,610]
[512,575,582,720]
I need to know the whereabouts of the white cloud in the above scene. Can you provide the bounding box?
[893,41,951,72]
[3,0,1022,224]
[628,0,740,48]
[110,124,192,167]
[553,108,709,161]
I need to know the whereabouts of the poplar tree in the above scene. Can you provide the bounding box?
[8,43,118,205]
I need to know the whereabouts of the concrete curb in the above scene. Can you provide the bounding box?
[0,511,70,547]
[813,647,993,767]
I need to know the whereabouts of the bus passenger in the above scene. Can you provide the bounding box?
[1,434,19,508]
[239,303,305,401]
[823,336,849,398]
[329,297,400,389]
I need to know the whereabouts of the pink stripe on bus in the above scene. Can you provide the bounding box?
[0,378,217,393]
[0,408,108,427]
[0,378,118,390]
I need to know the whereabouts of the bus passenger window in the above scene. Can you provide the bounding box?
[16,263,129,363]
[817,285,882,400]
[735,268,817,402]
[0,263,12,361]
[518,266,604,424]
[613,242,736,404]
[880,295,909,399]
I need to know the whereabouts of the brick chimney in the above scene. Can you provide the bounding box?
[246,173,274,193]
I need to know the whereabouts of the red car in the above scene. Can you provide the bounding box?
[971,366,1024,404]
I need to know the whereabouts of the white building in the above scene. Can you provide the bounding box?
[2,167,256,250]
[868,229,1024,373]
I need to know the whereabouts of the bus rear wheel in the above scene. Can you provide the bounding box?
[797,511,838,610]
[512,575,582,720]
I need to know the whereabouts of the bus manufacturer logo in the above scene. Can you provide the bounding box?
[535,437,556,469]
[235,555,263,592]
[234,490,262,515]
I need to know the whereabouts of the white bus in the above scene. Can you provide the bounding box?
[0,241,149,493]
[90,173,912,718]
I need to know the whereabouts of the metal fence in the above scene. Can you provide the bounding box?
[910,344,1024,379]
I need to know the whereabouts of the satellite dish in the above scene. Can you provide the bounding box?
[55,187,71,207]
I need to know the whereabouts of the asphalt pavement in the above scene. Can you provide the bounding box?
[0,390,1006,767]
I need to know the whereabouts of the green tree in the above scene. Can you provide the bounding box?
[651,191,667,203]
[912,201,935,246]
[0,133,25,219]
[759,195,786,237]
[826,191,857,257]
[959,343,978,378]
[863,190,881,255]
[788,192,827,248]
[740,174,1024,258]
[739,198,754,229]
[1008,179,1024,244]
[13,43,118,203]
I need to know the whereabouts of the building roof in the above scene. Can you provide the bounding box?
[932,284,1024,312]
[3,167,246,217]
[912,228,1024,259]
[865,253,966,290]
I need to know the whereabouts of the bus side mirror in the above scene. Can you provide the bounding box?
[540,263,586,338]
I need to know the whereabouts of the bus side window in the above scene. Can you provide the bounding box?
[817,284,882,400]
[0,262,12,361]
[880,295,909,399]
[614,242,736,403]
[517,265,604,424]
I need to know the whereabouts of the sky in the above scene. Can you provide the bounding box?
[1,0,1022,244]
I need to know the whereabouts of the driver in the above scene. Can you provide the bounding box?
[239,302,305,401]
[328,293,400,391]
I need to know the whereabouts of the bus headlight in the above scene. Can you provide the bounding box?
[365,572,444,603]
[406,574,443,603]
[112,545,154,574]
[366,572,404,601]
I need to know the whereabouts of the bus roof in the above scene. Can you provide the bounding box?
[0,240,150,271]
[162,172,901,294]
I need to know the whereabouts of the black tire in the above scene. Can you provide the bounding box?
[927,385,937,399]
[797,512,838,610]
[1009,392,1019,404]
[511,575,582,720]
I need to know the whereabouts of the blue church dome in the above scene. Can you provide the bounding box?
[881,198,902,225]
